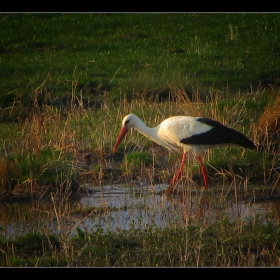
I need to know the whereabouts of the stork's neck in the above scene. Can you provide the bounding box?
[133,117,159,143]
[131,115,178,152]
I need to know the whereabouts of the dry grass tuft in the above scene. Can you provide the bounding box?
[168,84,205,117]
[257,93,280,154]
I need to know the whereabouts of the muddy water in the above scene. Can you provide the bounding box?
[0,183,280,238]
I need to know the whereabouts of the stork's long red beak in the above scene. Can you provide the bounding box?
[113,126,128,153]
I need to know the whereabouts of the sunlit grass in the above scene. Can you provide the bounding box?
[0,85,279,196]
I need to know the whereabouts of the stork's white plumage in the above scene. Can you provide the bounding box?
[113,114,256,194]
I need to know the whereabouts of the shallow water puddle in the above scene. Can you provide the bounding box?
[0,183,280,238]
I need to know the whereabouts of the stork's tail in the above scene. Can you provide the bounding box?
[225,127,256,150]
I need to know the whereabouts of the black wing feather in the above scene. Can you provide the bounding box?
[180,118,256,150]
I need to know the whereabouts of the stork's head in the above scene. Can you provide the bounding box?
[113,114,138,153]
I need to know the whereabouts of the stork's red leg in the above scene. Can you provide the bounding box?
[196,155,209,190]
[165,152,187,194]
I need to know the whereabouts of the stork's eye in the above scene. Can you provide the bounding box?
[125,120,129,125]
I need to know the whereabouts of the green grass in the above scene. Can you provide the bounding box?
[125,151,153,168]
[1,217,280,267]
[1,13,280,111]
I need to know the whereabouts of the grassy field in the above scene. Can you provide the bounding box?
[1,14,280,110]
[0,13,280,267]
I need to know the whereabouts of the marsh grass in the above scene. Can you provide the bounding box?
[0,95,278,267]
[0,85,280,200]
[1,182,280,267]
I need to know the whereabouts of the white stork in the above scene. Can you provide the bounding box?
[113,114,256,194]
